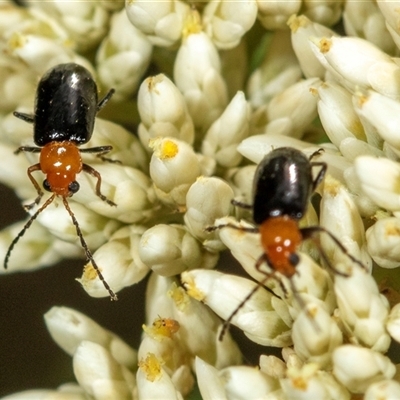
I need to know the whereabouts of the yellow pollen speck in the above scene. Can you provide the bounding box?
[385,223,400,237]
[323,175,340,196]
[309,87,318,96]
[356,93,368,107]
[287,14,309,33]
[168,282,191,311]
[181,273,205,301]
[143,317,180,340]
[319,38,331,54]
[82,263,99,281]
[161,140,178,159]
[292,376,308,391]
[8,32,26,50]
[147,75,163,93]
[182,8,202,38]
[138,353,164,382]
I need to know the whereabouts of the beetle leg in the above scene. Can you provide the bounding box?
[82,163,116,206]
[231,198,253,209]
[205,222,258,233]
[97,88,115,111]
[80,145,120,164]
[13,111,35,124]
[24,163,44,210]
[14,146,41,155]
[310,161,327,191]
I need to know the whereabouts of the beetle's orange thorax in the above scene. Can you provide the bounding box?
[40,141,82,196]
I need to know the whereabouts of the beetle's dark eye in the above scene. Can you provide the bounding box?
[43,179,52,192]
[69,181,80,193]
[289,253,300,266]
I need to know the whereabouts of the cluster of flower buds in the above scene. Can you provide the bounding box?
[2,1,400,399]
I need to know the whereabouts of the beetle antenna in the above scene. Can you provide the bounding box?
[4,194,56,270]
[61,196,118,301]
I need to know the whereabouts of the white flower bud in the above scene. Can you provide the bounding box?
[195,357,227,400]
[319,175,370,271]
[354,90,400,151]
[282,363,351,400]
[0,218,79,273]
[138,319,188,383]
[182,269,292,347]
[292,303,342,368]
[210,216,264,283]
[266,78,320,139]
[219,365,279,399]
[343,1,395,55]
[202,0,257,49]
[149,137,201,206]
[334,267,390,352]
[78,225,150,298]
[224,165,256,206]
[377,1,400,50]
[171,282,241,369]
[26,0,110,51]
[139,224,204,276]
[256,0,301,30]
[90,119,149,173]
[315,80,366,148]
[354,155,400,213]
[339,138,384,163]
[7,32,90,75]
[259,355,286,379]
[343,165,382,218]
[247,29,302,108]
[387,303,400,343]
[96,10,152,101]
[332,345,396,393]
[288,14,337,79]
[174,31,228,133]
[137,353,184,400]
[138,74,195,147]
[364,379,400,400]
[309,36,400,98]
[202,91,251,168]
[34,199,119,249]
[144,275,241,370]
[73,341,136,398]
[74,163,157,224]
[0,142,36,199]
[302,0,343,26]
[125,0,190,47]
[0,59,36,111]
[44,306,137,369]
[184,177,234,249]
[366,217,400,269]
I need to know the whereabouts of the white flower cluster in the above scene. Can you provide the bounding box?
[2,0,400,399]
